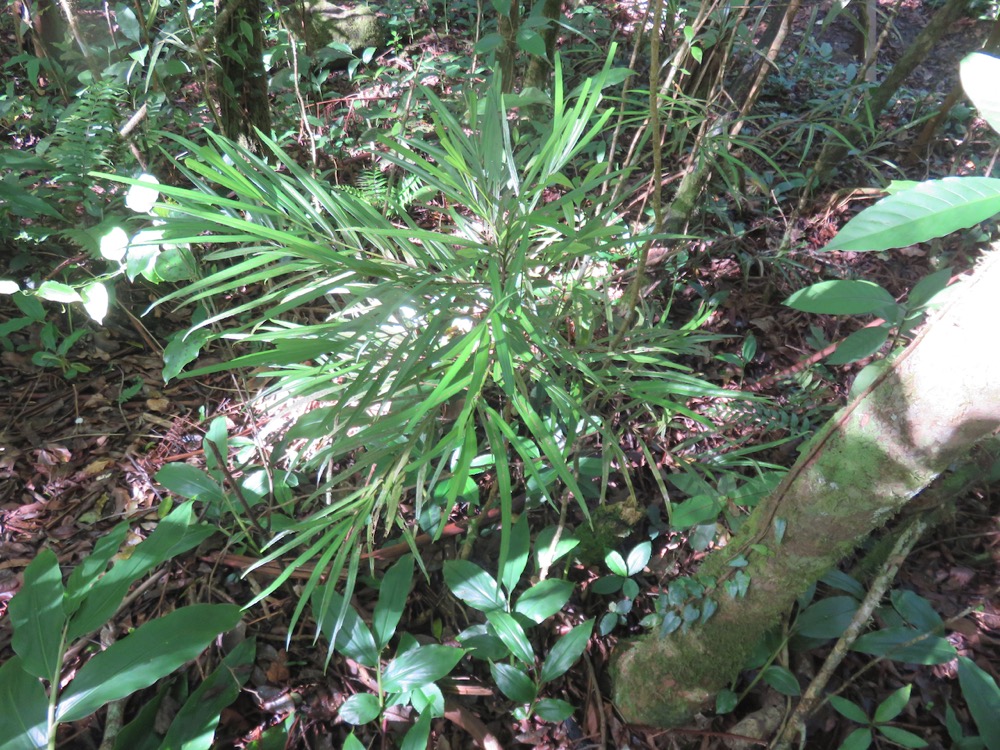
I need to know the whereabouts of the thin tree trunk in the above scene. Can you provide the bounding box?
[215,0,271,153]
[811,0,970,186]
[611,249,1000,727]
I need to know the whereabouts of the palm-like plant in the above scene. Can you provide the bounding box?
[115,49,732,643]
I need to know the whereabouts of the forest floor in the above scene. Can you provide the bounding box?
[1,2,999,749]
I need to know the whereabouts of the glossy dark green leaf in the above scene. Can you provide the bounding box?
[444,560,503,612]
[158,638,255,750]
[877,726,927,748]
[373,554,414,651]
[399,711,432,750]
[57,604,241,723]
[539,619,593,684]
[533,698,574,722]
[785,280,896,315]
[339,694,381,725]
[891,590,942,632]
[839,728,873,750]
[490,662,537,704]
[0,656,48,750]
[957,656,1000,750]
[514,579,573,624]
[486,611,535,666]
[8,549,66,680]
[381,646,465,694]
[830,695,870,724]
[795,597,859,639]
[874,684,911,723]
[851,628,956,665]
[762,665,800,696]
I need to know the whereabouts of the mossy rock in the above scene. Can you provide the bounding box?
[290,2,387,55]
[575,498,647,565]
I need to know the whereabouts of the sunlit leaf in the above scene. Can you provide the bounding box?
[381,645,465,693]
[8,549,66,681]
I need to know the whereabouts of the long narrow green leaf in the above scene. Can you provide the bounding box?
[58,604,241,723]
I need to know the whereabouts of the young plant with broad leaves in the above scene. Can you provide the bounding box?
[0,503,248,750]
[444,518,593,722]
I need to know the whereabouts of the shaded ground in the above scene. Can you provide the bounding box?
[2,2,1000,748]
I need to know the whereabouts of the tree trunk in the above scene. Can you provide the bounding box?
[215,0,271,153]
[811,0,970,186]
[611,249,1000,727]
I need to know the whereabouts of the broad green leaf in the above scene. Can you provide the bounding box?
[0,656,48,750]
[343,732,366,750]
[851,627,956,664]
[961,52,1000,136]
[762,665,800,696]
[373,554,414,651]
[162,328,211,382]
[486,611,535,666]
[539,619,593,684]
[58,604,241,723]
[443,560,503,612]
[827,326,890,365]
[874,684,911,723]
[516,28,546,57]
[533,698,575,722]
[339,694,381,725]
[534,527,579,570]
[820,569,865,600]
[957,656,1000,750]
[625,541,652,576]
[907,267,953,310]
[125,174,160,214]
[877,726,927,749]
[399,711,432,750]
[795,597,859,638]
[36,281,81,304]
[785,280,896,315]
[830,695,870,724]
[490,662,537,704]
[891,590,943,633]
[838,728,873,750]
[313,591,379,668]
[514,579,573,624]
[65,523,130,616]
[155,464,225,504]
[604,550,628,577]
[67,502,216,640]
[671,495,721,530]
[409,683,445,718]
[824,176,1000,252]
[381,645,465,693]
[157,638,255,750]
[715,688,738,714]
[8,548,67,680]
